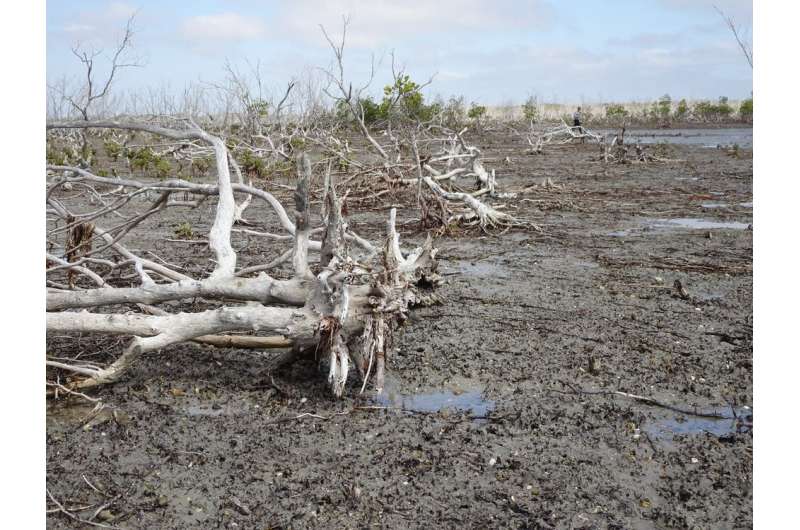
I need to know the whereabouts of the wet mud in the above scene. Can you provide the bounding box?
[47,131,752,528]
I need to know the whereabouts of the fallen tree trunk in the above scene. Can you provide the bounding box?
[46,119,439,397]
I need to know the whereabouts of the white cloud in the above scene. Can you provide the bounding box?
[62,23,96,34]
[181,13,267,42]
[276,0,556,47]
[51,2,139,44]
[106,2,137,20]
[438,70,469,81]
[400,36,751,104]
[658,0,752,21]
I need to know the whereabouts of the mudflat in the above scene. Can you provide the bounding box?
[47,133,752,529]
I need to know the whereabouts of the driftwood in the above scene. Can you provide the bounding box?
[46,119,440,397]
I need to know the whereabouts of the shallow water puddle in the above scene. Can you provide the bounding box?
[608,216,751,237]
[373,378,495,417]
[644,408,752,441]
[596,128,753,148]
[648,218,750,230]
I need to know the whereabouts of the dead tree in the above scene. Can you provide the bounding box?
[310,16,527,232]
[319,17,390,160]
[46,118,439,397]
[714,5,753,69]
[47,14,142,166]
[542,119,603,144]
[600,128,682,164]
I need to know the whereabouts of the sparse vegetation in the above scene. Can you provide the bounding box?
[605,103,629,124]
[103,140,123,161]
[522,95,539,123]
[191,156,212,177]
[442,95,467,129]
[153,156,171,179]
[692,97,734,122]
[46,144,68,165]
[173,222,194,239]
[468,102,487,125]
[128,146,155,174]
[44,13,753,530]
[657,94,672,122]
[674,98,689,121]
[739,97,753,123]
[238,149,267,178]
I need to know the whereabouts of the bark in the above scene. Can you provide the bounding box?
[46,119,441,396]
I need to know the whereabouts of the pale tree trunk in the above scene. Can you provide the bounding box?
[46,119,439,396]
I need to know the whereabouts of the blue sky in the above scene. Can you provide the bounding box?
[46,0,753,105]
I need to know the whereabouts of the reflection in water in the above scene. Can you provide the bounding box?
[374,388,495,417]
[607,215,751,237]
[644,408,752,441]
[649,218,750,230]
[596,128,753,148]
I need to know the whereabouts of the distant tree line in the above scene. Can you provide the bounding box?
[603,94,752,126]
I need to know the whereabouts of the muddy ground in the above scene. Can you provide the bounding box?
[46,131,753,529]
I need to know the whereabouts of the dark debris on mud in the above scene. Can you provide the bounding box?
[47,133,752,529]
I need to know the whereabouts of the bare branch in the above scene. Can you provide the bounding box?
[714,5,753,68]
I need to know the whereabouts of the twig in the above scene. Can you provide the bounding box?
[553,383,729,419]
[46,382,102,403]
[46,488,119,529]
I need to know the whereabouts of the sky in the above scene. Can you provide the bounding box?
[46,0,753,106]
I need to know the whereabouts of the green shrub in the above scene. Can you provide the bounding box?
[46,144,68,165]
[103,140,123,161]
[716,96,733,120]
[336,97,385,125]
[174,222,194,239]
[153,156,172,179]
[739,98,753,122]
[250,99,269,118]
[657,94,672,121]
[522,95,539,123]
[674,99,689,121]
[605,103,629,123]
[468,103,487,122]
[333,76,442,126]
[692,97,734,122]
[691,100,714,121]
[191,157,212,176]
[382,74,431,121]
[80,143,94,162]
[238,150,266,178]
[129,147,155,173]
[361,97,386,124]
